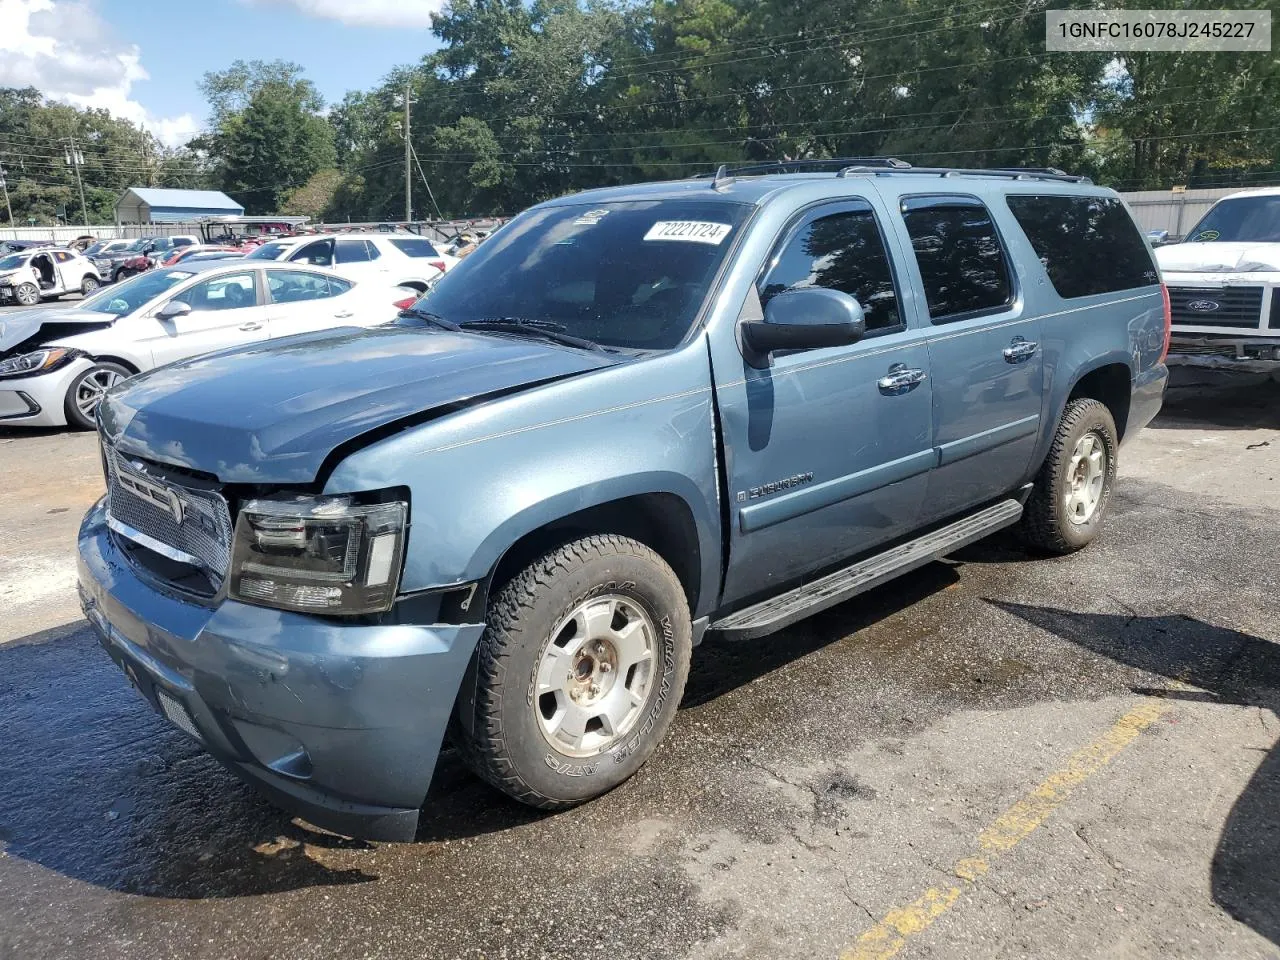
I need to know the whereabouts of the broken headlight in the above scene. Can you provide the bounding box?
[229,494,408,615]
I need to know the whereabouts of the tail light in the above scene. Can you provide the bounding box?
[429,260,446,274]
[393,296,417,310]
[1158,283,1172,363]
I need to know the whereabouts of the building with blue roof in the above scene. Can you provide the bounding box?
[114,187,245,225]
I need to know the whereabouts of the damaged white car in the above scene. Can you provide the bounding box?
[0,247,101,305]
[1156,187,1280,369]
[0,260,412,429]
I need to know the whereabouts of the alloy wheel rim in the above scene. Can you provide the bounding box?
[16,286,37,305]
[76,368,122,416]
[1064,431,1106,525]
[533,594,656,758]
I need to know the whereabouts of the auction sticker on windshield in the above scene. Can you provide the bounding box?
[643,221,733,244]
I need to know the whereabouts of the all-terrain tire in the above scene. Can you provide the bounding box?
[1021,397,1119,554]
[454,535,692,809]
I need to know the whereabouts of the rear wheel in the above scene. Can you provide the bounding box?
[81,275,100,296]
[64,362,130,430]
[14,282,39,306]
[1021,398,1119,553]
[455,535,692,809]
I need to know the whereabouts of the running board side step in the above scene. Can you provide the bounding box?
[709,498,1024,641]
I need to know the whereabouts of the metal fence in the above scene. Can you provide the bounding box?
[0,224,196,243]
[0,218,508,245]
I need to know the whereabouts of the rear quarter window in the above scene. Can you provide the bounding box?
[388,238,441,258]
[1005,195,1159,298]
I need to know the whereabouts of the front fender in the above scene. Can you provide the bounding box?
[324,342,722,617]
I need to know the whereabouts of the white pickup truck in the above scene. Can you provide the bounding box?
[1155,187,1280,370]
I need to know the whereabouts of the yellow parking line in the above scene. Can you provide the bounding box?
[841,699,1172,960]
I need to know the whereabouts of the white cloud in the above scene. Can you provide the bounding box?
[0,0,200,146]
[250,0,445,29]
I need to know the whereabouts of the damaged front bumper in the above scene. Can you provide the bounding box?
[76,498,485,841]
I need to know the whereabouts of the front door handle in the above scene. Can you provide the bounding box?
[333,310,354,319]
[238,320,264,332]
[1003,336,1039,363]
[878,363,928,395]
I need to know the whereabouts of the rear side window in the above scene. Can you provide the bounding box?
[388,238,441,258]
[335,239,372,264]
[1006,195,1158,298]
[759,203,902,334]
[900,196,1012,323]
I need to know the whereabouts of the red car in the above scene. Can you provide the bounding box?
[159,246,240,267]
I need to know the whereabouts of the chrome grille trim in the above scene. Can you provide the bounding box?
[105,445,233,584]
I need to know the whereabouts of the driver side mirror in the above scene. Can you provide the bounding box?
[741,287,866,365]
[156,300,191,321]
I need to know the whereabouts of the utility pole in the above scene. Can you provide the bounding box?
[64,138,88,225]
[402,83,415,225]
[0,158,13,226]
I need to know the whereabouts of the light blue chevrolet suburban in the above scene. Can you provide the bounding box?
[78,160,1169,840]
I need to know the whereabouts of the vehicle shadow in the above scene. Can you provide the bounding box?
[989,601,1280,949]
[1150,368,1280,431]
[0,563,960,898]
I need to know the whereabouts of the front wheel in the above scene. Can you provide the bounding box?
[14,282,39,306]
[1021,398,1119,554]
[455,535,692,809]
[64,362,130,430]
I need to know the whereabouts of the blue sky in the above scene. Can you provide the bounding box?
[0,0,445,145]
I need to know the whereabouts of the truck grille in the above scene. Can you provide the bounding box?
[105,445,234,585]
[1168,286,1265,329]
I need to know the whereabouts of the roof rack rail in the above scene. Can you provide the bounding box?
[839,165,1091,184]
[693,157,912,184]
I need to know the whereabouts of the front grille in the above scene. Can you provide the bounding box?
[105,446,233,585]
[1168,285,1265,329]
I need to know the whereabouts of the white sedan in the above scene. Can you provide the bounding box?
[246,233,458,290]
[0,261,408,429]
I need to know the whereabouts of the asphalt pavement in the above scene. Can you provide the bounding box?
[0,369,1277,960]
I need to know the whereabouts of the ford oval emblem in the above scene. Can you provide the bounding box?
[1187,299,1221,312]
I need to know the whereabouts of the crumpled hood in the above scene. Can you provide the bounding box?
[1156,242,1280,274]
[99,325,620,484]
[0,307,111,353]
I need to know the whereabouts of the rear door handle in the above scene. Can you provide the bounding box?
[238,321,264,332]
[333,310,354,319]
[1003,337,1038,363]
[878,363,928,395]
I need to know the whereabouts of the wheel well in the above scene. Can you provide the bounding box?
[490,494,702,612]
[1068,364,1131,439]
[91,355,141,375]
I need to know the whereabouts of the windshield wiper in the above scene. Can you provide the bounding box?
[458,318,606,353]
[398,306,460,331]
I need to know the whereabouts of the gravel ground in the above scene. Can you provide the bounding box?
[0,368,1277,960]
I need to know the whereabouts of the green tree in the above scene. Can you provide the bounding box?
[196,60,336,214]
[0,86,211,225]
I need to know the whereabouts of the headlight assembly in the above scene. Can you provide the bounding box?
[229,494,408,615]
[0,348,78,379]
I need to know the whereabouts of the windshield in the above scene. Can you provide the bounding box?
[79,268,195,316]
[1185,196,1280,243]
[408,199,751,350]
[0,253,30,271]
[247,240,294,260]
